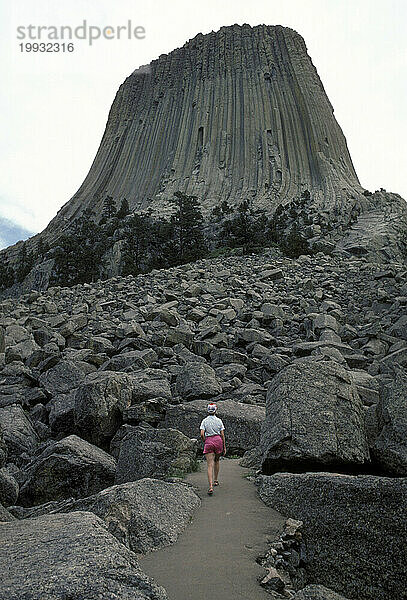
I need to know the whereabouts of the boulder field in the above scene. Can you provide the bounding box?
[0,249,406,599]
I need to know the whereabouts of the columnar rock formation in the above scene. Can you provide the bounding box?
[50,24,362,227]
[1,24,406,291]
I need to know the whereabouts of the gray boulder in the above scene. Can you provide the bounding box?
[19,434,116,506]
[261,358,370,472]
[259,472,407,600]
[116,426,197,484]
[175,363,222,400]
[0,511,167,599]
[48,390,76,435]
[0,502,15,522]
[292,585,351,600]
[164,399,265,454]
[14,479,200,554]
[74,371,134,447]
[5,339,40,364]
[0,467,19,506]
[371,369,407,475]
[0,405,39,463]
[39,359,85,396]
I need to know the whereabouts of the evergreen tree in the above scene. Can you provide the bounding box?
[121,213,152,275]
[52,210,107,286]
[100,196,117,224]
[168,191,207,264]
[220,199,269,253]
[117,198,130,219]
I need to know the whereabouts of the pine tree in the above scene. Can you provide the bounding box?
[121,214,151,275]
[100,196,117,224]
[52,210,107,286]
[219,199,269,253]
[117,198,130,219]
[168,191,207,264]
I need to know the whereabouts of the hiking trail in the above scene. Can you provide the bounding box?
[139,458,286,599]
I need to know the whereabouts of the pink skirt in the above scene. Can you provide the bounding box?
[203,435,223,455]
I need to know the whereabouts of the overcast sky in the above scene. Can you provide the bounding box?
[1,0,406,249]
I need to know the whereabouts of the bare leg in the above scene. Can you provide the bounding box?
[206,453,215,489]
[214,454,221,483]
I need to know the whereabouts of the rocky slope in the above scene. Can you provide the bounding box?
[0,249,406,598]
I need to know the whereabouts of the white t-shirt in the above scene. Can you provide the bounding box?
[200,415,225,437]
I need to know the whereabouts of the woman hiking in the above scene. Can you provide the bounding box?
[200,403,226,495]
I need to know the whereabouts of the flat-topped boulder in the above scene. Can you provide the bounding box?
[163,399,265,455]
[259,472,407,600]
[261,358,370,472]
[115,426,197,483]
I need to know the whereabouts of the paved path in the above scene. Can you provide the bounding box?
[139,458,286,600]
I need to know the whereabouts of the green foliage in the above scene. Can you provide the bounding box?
[219,199,270,253]
[167,191,207,264]
[117,198,130,219]
[99,196,117,224]
[0,258,15,290]
[121,213,153,276]
[52,210,107,286]
[279,226,311,258]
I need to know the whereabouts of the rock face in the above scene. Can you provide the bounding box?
[47,25,362,229]
[261,358,370,472]
[115,426,197,483]
[371,369,407,475]
[175,363,222,400]
[0,511,167,600]
[74,371,134,447]
[259,473,407,600]
[0,404,39,465]
[19,435,116,506]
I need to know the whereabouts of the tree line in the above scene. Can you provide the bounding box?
[1,190,324,291]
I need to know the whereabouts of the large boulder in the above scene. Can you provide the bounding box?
[371,369,407,475]
[0,511,167,599]
[115,426,197,484]
[292,585,351,600]
[13,479,200,554]
[261,358,370,472]
[259,472,407,600]
[0,405,39,464]
[39,359,85,396]
[48,390,76,435]
[175,363,222,400]
[0,502,15,522]
[19,434,116,506]
[0,467,19,506]
[74,371,134,447]
[163,399,265,455]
